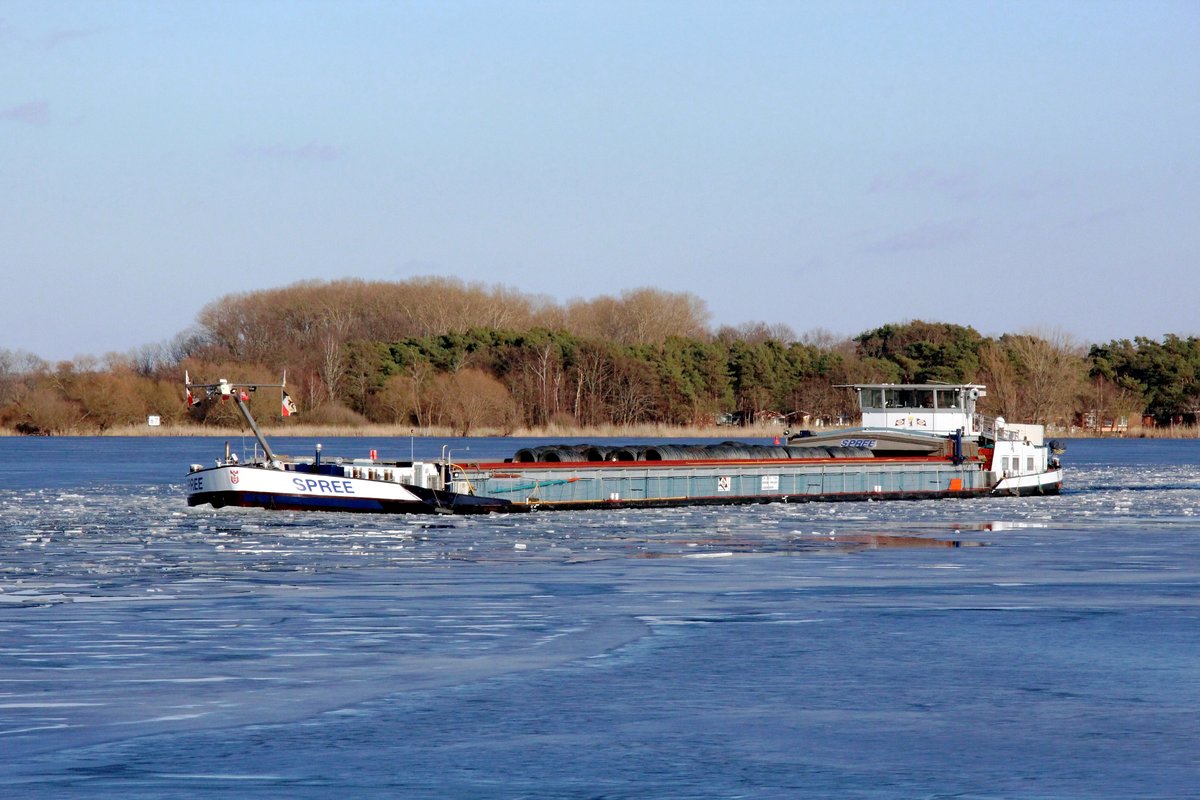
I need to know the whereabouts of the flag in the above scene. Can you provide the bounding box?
[282,392,298,417]
[185,371,199,407]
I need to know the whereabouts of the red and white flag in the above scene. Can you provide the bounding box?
[184,371,199,407]
[282,392,298,417]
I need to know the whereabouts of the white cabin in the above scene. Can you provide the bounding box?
[845,383,986,437]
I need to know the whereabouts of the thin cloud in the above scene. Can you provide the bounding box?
[233,141,340,163]
[1005,171,1071,204]
[44,27,102,50]
[0,100,50,126]
[862,219,974,255]
[1055,207,1134,231]
[868,167,980,203]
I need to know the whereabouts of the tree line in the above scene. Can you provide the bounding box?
[1,278,1197,434]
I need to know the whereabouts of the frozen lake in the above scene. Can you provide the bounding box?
[1,435,1198,798]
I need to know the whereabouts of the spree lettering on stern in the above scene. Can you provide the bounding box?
[292,477,356,495]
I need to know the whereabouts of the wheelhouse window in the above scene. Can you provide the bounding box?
[858,385,975,412]
[935,389,961,409]
[882,389,935,409]
[860,388,884,409]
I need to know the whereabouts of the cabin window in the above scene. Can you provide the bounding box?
[860,388,884,409]
[936,390,960,409]
[1027,457,1035,472]
[884,389,917,408]
[882,389,935,409]
[1001,457,1009,472]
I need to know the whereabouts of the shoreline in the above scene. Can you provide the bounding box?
[0,423,800,440]
[2,424,1197,440]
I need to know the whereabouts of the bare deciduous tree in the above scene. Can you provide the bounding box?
[1007,330,1087,426]
[566,288,711,345]
[434,369,517,435]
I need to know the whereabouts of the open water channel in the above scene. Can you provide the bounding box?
[0,435,1197,798]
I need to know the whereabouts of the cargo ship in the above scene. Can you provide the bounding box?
[184,378,1063,514]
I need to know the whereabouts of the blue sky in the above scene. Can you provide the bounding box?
[2,1,1197,362]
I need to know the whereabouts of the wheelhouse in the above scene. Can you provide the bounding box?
[844,383,986,436]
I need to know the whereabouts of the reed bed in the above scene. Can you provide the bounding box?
[4,423,1197,439]
[1089,424,1200,439]
[2,422,804,439]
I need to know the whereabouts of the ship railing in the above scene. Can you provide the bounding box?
[974,413,1023,442]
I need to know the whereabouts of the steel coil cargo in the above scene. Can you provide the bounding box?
[723,444,790,460]
[514,442,873,463]
[512,447,542,463]
[749,445,793,459]
[582,445,615,461]
[785,446,832,459]
[609,447,645,461]
[703,442,749,459]
[640,444,718,461]
[513,445,590,463]
[540,446,591,462]
[642,443,796,461]
[825,446,875,458]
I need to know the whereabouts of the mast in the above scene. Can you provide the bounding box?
[232,391,277,464]
[186,377,284,466]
